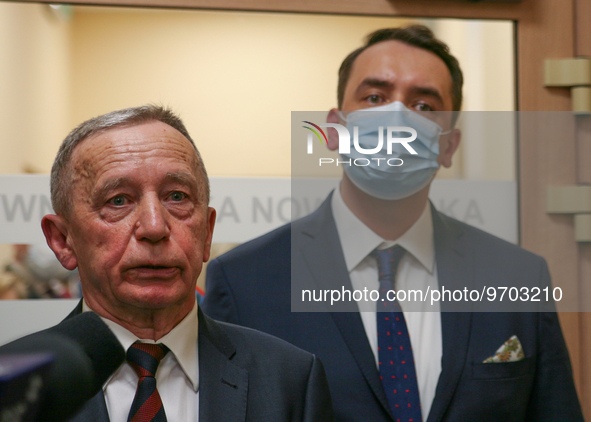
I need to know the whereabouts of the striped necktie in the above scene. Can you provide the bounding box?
[126,342,169,422]
[374,246,422,422]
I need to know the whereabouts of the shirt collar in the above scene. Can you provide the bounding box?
[331,185,435,274]
[82,301,199,391]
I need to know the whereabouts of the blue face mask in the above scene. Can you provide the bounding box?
[339,101,451,200]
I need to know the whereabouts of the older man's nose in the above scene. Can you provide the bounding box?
[134,197,171,242]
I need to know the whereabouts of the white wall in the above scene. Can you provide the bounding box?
[0,2,71,265]
[0,5,514,180]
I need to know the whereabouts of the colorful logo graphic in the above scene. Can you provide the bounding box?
[302,121,328,146]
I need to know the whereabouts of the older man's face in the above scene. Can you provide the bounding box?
[58,121,214,317]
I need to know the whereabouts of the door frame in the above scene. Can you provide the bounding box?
[14,0,589,417]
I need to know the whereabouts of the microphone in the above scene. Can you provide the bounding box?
[0,352,54,421]
[0,312,125,422]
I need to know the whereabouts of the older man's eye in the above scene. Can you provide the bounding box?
[109,195,126,206]
[170,191,186,201]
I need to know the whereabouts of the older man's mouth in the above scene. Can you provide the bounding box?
[128,266,179,279]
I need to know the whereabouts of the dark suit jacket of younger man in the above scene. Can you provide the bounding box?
[203,193,583,422]
[66,302,334,422]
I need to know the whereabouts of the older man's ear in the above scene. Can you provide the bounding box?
[41,215,78,271]
[202,207,217,263]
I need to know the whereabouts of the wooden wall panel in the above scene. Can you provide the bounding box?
[516,0,588,415]
[575,0,591,419]
[16,0,527,20]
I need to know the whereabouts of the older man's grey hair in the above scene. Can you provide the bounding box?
[50,104,210,216]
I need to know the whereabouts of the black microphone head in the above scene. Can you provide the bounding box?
[0,332,94,422]
[0,311,125,422]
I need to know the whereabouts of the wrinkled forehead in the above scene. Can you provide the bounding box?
[69,121,203,188]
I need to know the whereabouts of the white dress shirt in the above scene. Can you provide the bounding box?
[83,301,199,422]
[331,187,442,421]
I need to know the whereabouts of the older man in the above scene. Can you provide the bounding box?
[203,26,583,421]
[40,105,333,422]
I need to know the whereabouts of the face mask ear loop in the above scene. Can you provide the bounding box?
[440,128,453,136]
[338,111,348,122]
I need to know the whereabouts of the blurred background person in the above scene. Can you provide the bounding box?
[4,243,80,299]
[0,270,27,300]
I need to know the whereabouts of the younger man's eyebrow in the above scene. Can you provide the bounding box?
[408,86,444,106]
[354,78,394,95]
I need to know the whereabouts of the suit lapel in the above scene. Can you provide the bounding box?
[427,207,473,422]
[68,302,249,422]
[68,391,110,422]
[329,312,394,420]
[295,193,395,420]
[198,308,248,422]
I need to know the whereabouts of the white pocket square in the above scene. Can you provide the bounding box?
[483,335,525,363]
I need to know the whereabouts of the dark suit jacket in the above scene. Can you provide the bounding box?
[203,193,583,422]
[66,303,334,422]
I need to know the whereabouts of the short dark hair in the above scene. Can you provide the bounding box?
[50,104,209,216]
[337,25,463,113]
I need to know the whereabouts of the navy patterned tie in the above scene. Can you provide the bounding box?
[374,246,422,422]
[126,342,169,422]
